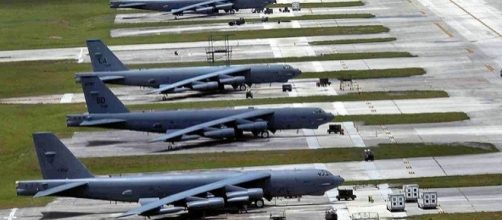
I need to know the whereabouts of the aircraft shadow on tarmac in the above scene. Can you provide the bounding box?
[41,211,103,219]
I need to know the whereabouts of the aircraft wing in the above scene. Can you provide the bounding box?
[118,171,270,218]
[151,109,273,142]
[148,66,250,94]
[34,182,88,198]
[171,0,230,14]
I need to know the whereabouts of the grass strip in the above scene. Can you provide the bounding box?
[335,112,470,125]
[309,37,397,45]
[135,52,414,68]
[115,14,375,28]
[269,2,364,8]
[409,212,502,220]
[298,68,426,79]
[131,91,449,110]
[346,173,502,189]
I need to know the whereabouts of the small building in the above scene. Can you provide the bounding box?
[418,191,438,209]
[387,193,405,212]
[402,184,419,202]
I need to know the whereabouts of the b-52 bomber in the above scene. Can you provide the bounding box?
[109,0,276,16]
[77,40,301,98]
[16,133,344,217]
[67,75,334,148]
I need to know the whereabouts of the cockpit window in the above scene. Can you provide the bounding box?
[318,170,330,176]
[314,109,323,114]
[283,65,292,69]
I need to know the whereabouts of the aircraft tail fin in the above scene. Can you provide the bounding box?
[80,74,129,114]
[86,39,128,72]
[33,132,94,179]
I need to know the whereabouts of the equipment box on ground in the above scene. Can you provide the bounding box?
[403,184,419,202]
[387,193,405,212]
[418,191,437,209]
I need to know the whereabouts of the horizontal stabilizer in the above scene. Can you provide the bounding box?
[80,118,126,126]
[118,3,146,7]
[34,182,88,198]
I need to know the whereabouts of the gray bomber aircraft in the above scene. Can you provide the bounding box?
[67,75,334,147]
[77,39,301,97]
[16,133,345,217]
[109,0,275,16]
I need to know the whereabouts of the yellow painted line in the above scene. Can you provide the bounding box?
[485,64,495,72]
[435,22,453,38]
[449,0,502,38]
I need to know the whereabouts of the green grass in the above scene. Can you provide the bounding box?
[335,112,470,125]
[298,68,426,80]
[409,212,502,220]
[130,91,448,110]
[347,173,502,189]
[0,0,115,50]
[309,37,397,45]
[115,14,375,28]
[270,2,364,8]
[142,51,414,68]
[0,60,84,98]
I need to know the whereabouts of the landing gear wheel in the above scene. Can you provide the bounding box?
[255,199,265,208]
[239,84,247,91]
[167,144,174,151]
[260,131,269,138]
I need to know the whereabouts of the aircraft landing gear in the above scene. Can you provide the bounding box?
[239,84,247,91]
[167,143,175,151]
[260,131,269,138]
[161,94,168,101]
[254,199,265,208]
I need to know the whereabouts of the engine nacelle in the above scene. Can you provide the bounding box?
[237,121,268,132]
[192,81,219,91]
[157,207,185,215]
[220,76,246,85]
[203,128,235,139]
[187,197,225,210]
[180,134,200,141]
[226,188,264,203]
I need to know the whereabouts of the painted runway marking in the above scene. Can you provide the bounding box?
[342,122,365,147]
[77,48,85,63]
[60,93,74,103]
[4,208,17,220]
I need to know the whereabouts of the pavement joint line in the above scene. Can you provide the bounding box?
[458,188,477,212]
[432,156,448,176]
[448,0,502,38]
[434,22,454,38]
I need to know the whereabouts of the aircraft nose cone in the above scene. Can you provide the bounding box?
[295,68,302,77]
[332,175,344,186]
[326,112,335,122]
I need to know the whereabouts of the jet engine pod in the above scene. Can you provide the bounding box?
[237,121,268,132]
[192,81,219,91]
[157,207,185,215]
[203,128,235,139]
[186,197,225,210]
[219,76,245,85]
[227,188,264,201]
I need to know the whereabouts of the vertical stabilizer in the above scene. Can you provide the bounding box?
[80,74,129,114]
[33,133,94,179]
[86,39,128,72]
